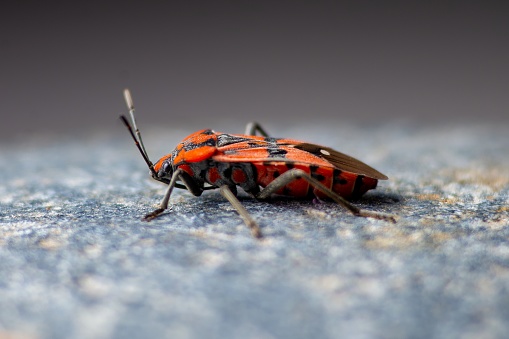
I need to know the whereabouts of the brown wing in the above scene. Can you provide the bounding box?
[293,143,388,180]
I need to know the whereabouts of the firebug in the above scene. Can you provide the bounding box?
[120,89,396,238]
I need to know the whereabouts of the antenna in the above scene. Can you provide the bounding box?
[123,89,151,158]
[120,89,157,176]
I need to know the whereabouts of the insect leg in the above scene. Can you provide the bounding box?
[256,169,397,222]
[244,122,271,137]
[178,171,204,196]
[219,185,263,239]
[144,168,183,221]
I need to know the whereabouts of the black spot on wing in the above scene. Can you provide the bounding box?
[267,147,287,158]
[183,138,216,151]
[247,141,261,147]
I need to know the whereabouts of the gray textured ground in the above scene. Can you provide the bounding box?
[1,123,508,339]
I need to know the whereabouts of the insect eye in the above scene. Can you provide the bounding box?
[163,162,172,173]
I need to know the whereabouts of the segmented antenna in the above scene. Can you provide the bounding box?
[120,89,157,176]
[124,89,151,158]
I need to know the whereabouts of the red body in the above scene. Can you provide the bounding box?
[151,129,387,200]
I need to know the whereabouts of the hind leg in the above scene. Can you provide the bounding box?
[255,169,397,222]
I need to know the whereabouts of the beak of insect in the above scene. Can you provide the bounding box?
[150,169,160,180]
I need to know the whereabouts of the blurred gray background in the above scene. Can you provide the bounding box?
[1,1,508,143]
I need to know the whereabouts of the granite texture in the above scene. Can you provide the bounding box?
[1,123,508,339]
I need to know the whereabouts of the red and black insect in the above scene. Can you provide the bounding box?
[120,89,396,238]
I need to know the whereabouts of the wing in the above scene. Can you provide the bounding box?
[292,143,388,180]
[213,144,334,168]
[212,137,388,180]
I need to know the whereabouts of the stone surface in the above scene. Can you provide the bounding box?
[1,123,508,339]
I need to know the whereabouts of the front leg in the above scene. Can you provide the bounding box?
[144,168,183,221]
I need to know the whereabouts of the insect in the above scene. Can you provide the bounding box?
[120,89,396,238]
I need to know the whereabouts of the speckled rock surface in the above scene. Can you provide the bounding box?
[1,123,508,339]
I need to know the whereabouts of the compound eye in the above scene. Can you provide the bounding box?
[162,161,172,174]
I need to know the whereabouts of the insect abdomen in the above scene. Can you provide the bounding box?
[190,159,377,200]
[331,170,378,199]
[254,162,378,199]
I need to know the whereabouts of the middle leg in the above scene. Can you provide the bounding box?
[244,121,271,136]
[219,185,263,239]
